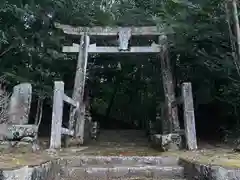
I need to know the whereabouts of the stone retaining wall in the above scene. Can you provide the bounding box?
[180,159,240,180]
[0,159,61,180]
[2,156,240,180]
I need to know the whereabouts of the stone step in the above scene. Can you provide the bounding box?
[62,178,186,180]
[111,179,187,180]
[61,165,184,180]
[60,156,180,167]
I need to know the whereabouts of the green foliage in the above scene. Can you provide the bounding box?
[1,0,240,133]
[0,0,66,102]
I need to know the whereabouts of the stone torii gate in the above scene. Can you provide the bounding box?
[55,23,194,149]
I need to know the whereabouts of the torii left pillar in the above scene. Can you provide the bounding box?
[159,35,180,134]
[68,34,90,146]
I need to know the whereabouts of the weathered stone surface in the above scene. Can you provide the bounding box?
[4,155,240,180]
[181,82,197,150]
[29,160,61,180]
[0,124,38,143]
[0,124,39,151]
[0,141,35,151]
[0,155,183,180]
[118,28,131,51]
[110,178,186,180]
[1,166,30,180]
[151,133,182,151]
[89,121,100,141]
[62,165,184,180]
[9,83,32,125]
[0,159,61,180]
[60,156,180,168]
[180,158,240,180]
[0,123,8,140]
[6,125,38,140]
[0,83,39,151]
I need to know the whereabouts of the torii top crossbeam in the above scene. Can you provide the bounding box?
[55,23,165,53]
[55,23,163,36]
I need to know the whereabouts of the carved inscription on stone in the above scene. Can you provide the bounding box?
[9,83,32,125]
[117,28,131,51]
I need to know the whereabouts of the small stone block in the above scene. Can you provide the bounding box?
[152,133,182,151]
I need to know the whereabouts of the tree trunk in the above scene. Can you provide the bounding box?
[232,0,240,60]
[105,77,120,120]
[38,99,43,127]
[34,98,40,125]
[34,98,44,127]
[225,1,240,75]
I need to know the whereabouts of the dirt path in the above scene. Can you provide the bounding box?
[72,130,240,168]
[80,130,159,155]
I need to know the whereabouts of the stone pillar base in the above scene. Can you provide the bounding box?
[151,133,182,151]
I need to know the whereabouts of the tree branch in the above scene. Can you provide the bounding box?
[0,45,14,58]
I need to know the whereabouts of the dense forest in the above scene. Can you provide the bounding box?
[1,0,240,143]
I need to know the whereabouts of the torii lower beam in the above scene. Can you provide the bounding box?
[63,43,160,54]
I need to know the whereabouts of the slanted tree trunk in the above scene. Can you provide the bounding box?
[38,99,43,127]
[34,98,40,125]
[225,1,240,75]
[232,0,240,60]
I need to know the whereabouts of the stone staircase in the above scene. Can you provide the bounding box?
[60,156,187,180]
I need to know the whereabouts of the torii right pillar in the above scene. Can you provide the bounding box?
[158,35,182,151]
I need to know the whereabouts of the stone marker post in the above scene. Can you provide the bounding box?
[50,81,64,149]
[9,83,32,125]
[181,82,197,150]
